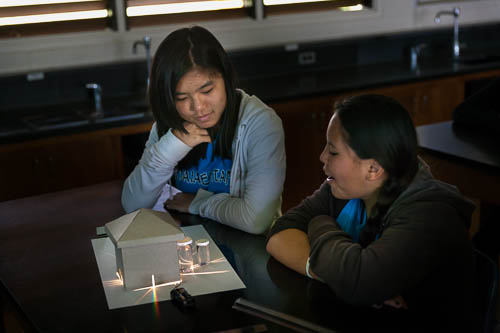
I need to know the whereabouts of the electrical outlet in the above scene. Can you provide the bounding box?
[298,51,316,65]
[27,72,45,81]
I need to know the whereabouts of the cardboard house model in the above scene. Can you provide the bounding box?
[104,208,185,290]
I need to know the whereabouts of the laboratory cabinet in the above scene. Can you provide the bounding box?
[0,128,131,202]
[1,69,499,205]
[350,76,464,126]
[273,73,487,212]
[272,94,336,211]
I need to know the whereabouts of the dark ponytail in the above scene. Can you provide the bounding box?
[334,94,419,247]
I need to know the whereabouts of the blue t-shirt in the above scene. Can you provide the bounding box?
[174,142,232,194]
[336,199,367,243]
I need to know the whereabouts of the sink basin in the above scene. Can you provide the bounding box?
[17,100,150,133]
[0,117,31,138]
[80,101,149,124]
[21,110,88,131]
[92,111,146,124]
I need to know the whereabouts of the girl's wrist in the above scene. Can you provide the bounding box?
[306,257,325,283]
[305,257,314,279]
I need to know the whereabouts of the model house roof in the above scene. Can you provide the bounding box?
[105,208,184,248]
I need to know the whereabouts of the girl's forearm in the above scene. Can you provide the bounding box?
[266,228,310,276]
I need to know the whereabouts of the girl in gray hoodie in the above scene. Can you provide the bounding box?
[122,26,285,235]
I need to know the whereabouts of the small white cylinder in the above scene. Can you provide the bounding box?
[196,238,210,266]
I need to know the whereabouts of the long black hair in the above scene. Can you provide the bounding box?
[334,94,419,247]
[148,26,240,168]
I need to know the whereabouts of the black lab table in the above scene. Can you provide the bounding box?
[0,180,414,332]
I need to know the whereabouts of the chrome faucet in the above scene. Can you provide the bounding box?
[85,83,103,118]
[410,43,427,73]
[434,7,460,60]
[132,36,152,89]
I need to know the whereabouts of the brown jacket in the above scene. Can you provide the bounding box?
[268,163,479,331]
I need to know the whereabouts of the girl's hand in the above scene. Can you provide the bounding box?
[172,122,211,147]
[372,295,408,310]
[164,193,195,213]
[383,295,408,309]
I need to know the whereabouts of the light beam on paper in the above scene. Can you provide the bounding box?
[133,268,230,291]
[180,270,230,276]
[103,279,124,287]
[133,279,182,292]
[133,276,182,305]
[152,275,160,317]
[209,257,225,264]
[152,274,156,297]
[126,255,230,307]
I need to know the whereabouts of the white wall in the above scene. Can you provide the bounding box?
[0,0,499,76]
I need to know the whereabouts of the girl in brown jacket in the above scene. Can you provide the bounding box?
[267,94,479,332]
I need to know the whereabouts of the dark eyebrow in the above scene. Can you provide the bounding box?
[175,80,214,96]
[328,143,340,153]
[198,80,214,91]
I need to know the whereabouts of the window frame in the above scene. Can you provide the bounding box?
[124,0,371,29]
[0,0,116,39]
[261,0,370,17]
[0,0,372,38]
[124,0,253,29]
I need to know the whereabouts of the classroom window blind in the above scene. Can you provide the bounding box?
[125,0,251,28]
[0,0,114,39]
[262,0,371,16]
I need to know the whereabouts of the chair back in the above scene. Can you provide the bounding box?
[474,248,498,333]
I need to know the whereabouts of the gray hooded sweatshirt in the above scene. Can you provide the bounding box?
[122,90,286,235]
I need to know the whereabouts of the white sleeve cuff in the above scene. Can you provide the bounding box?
[305,257,314,279]
[188,188,214,215]
[153,129,192,164]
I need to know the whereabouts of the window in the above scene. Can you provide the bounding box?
[125,0,251,28]
[262,0,370,17]
[0,0,371,38]
[125,0,370,28]
[0,0,114,39]
[417,0,480,4]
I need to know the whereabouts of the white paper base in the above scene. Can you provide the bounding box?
[91,225,246,309]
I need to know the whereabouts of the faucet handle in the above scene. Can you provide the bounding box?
[434,7,461,59]
[412,43,427,54]
[435,6,460,23]
[132,36,152,54]
[132,40,141,54]
[143,36,151,48]
[85,83,103,119]
[410,43,427,72]
[410,43,427,60]
[132,36,153,94]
